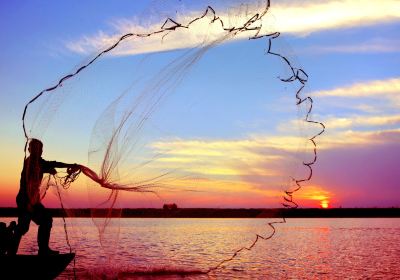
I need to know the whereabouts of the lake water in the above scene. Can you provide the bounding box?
[4,217,400,279]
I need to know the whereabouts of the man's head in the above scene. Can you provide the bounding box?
[28,138,43,157]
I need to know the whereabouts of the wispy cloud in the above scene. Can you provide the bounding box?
[307,78,400,136]
[281,112,400,133]
[66,0,400,56]
[312,77,400,98]
[271,0,400,35]
[324,114,400,129]
[319,128,400,148]
[66,6,258,56]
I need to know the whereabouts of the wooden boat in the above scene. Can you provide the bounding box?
[0,253,75,280]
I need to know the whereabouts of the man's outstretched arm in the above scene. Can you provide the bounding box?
[42,159,80,174]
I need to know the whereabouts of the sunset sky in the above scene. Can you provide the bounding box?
[0,0,399,209]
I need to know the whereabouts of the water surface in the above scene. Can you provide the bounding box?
[7,217,400,279]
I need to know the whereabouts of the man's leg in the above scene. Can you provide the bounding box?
[32,204,58,255]
[8,211,30,255]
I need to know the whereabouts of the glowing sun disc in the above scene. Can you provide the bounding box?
[320,200,329,208]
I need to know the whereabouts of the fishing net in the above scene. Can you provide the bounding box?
[21,0,324,277]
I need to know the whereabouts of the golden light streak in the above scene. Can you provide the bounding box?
[149,136,301,179]
[297,185,332,206]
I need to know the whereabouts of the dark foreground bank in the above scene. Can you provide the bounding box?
[0,207,399,218]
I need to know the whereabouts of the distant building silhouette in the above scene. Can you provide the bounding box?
[163,203,178,210]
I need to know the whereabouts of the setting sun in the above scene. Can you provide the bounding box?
[320,200,329,208]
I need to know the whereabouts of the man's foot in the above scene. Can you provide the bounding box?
[38,248,59,256]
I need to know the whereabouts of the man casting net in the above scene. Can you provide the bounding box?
[18,0,324,277]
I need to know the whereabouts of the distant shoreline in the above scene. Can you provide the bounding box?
[0,207,399,218]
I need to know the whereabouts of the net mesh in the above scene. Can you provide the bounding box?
[20,0,324,276]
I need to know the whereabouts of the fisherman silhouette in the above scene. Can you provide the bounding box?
[9,138,80,255]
